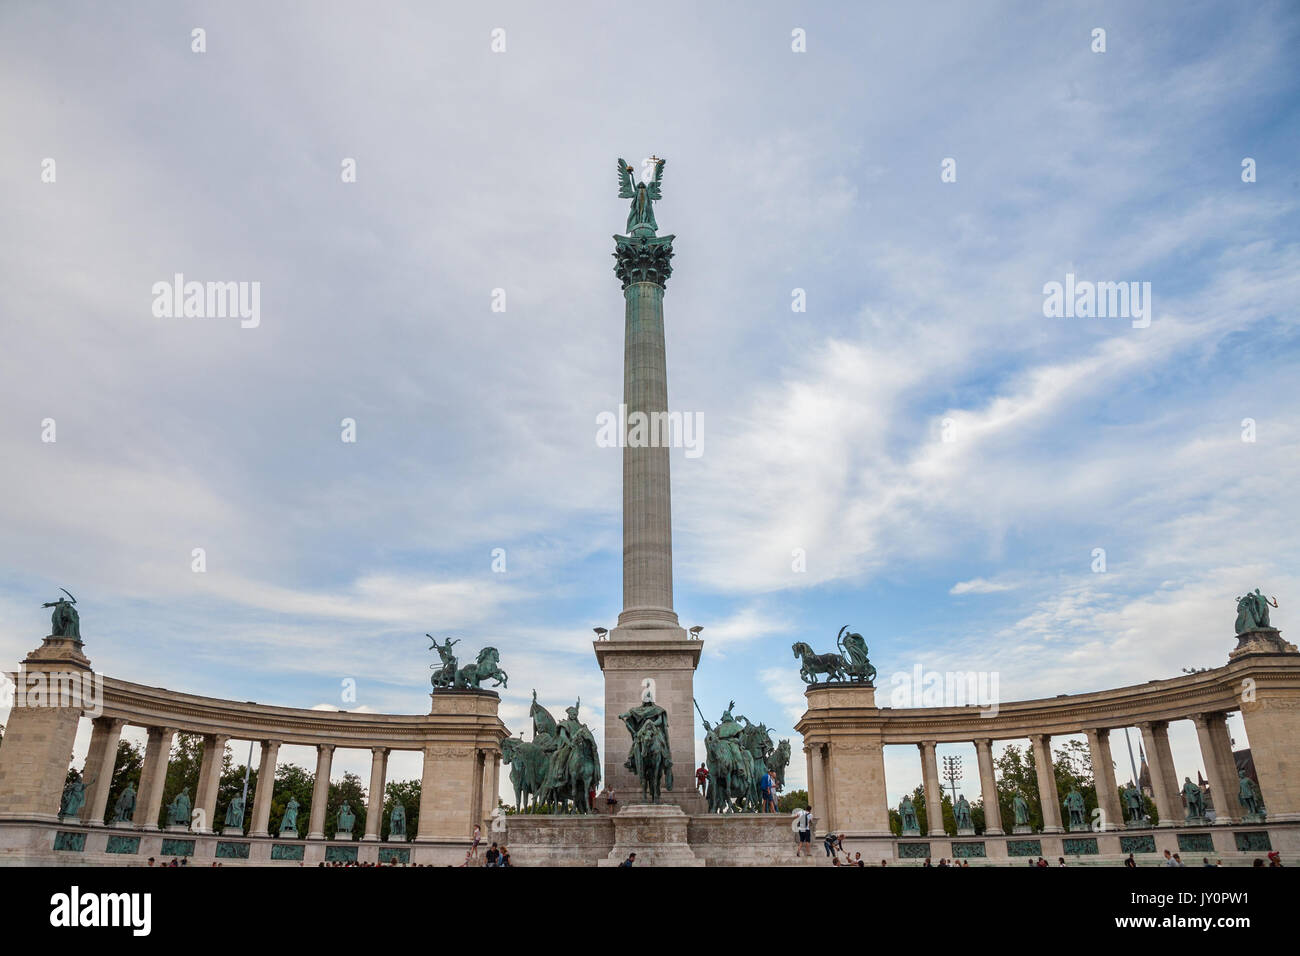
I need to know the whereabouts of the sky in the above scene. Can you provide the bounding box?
[1,1,1297,808]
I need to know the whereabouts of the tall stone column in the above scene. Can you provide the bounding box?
[596,200,702,811]
[806,745,824,830]
[919,741,944,836]
[1192,714,1235,824]
[1030,734,1063,833]
[82,716,125,825]
[193,732,230,833]
[0,635,92,823]
[974,739,1003,835]
[1205,714,1245,818]
[1235,653,1300,822]
[1138,721,1180,826]
[479,749,497,825]
[307,744,335,840]
[1086,728,1123,830]
[363,746,389,841]
[249,739,281,837]
[134,726,175,829]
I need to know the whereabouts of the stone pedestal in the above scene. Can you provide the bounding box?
[334,832,354,841]
[795,684,891,837]
[957,827,975,836]
[1012,825,1033,835]
[901,828,921,837]
[385,834,407,843]
[165,824,190,833]
[110,820,134,829]
[1230,627,1296,659]
[598,804,702,867]
[594,638,703,813]
[0,636,94,823]
[415,690,508,841]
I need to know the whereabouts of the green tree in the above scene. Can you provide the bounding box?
[776,788,807,814]
[325,771,367,838]
[159,733,206,827]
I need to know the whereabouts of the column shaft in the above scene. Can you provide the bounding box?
[364,747,388,841]
[1139,722,1180,826]
[618,281,678,628]
[919,741,944,836]
[307,744,335,839]
[1031,734,1063,832]
[193,733,230,833]
[808,745,827,835]
[81,718,124,825]
[134,727,175,828]
[1193,714,1235,824]
[1086,729,1123,831]
[249,740,281,837]
[974,739,1003,835]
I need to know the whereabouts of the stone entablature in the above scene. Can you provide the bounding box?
[796,651,1300,841]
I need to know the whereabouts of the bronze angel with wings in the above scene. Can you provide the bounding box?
[617,156,666,236]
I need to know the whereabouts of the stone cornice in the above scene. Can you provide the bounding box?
[796,655,1300,744]
[96,676,509,751]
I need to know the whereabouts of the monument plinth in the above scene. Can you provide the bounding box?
[595,157,703,814]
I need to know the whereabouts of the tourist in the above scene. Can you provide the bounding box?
[1057,857,1066,867]
[696,763,709,796]
[1268,851,1282,867]
[1162,849,1175,866]
[831,856,841,867]
[485,842,499,866]
[471,823,482,861]
[619,852,636,867]
[853,852,865,867]
[759,770,773,812]
[1202,857,1214,867]
[606,788,618,812]
[1171,853,1185,867]
[146,857,155,867]
[499,846,511,867]
[880,859,888,866]
[1124,854,1137,868]
[923,857,932,867]
[823,832,838,858]
[1252,858,1265,867]
[795,806,812,857]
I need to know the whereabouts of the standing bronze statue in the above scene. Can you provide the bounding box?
[112,783,136,823]
[42,588,81,640]
[59,770,91,819]
[619,679,673,803]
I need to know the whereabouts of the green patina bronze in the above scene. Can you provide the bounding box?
[427,635,460,689]
[1234,589,1278,633]
[42,588,80,640]
[1182,777,1205,820]
[617,156,665,238]
[1122,785,1144,824]
[501,690,601,813]
[112,783,136,823]
[166,789,191,827]
[1013,790,1031,826]
[388,801,406,838]
[695,699,789,813]
[224,793,245,830]
[1064,788,1087,828]
[900,794,920,832]
[59,769,90,818]
[836,626,877,684]
[452,646,508,691]
[955,794,974,830]
[792,641,848,683]
[279,795,300,835]
[620,679,673,802]
[337,801,356,835]
[1238,769,1265,817]
[613,155,675,289]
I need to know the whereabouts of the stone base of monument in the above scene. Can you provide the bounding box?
[385,834,407,842]
[1242,813,1267,825]
[1012,825,1033,835]
[956,827,975,836]
[110,820,134,829]
[165,825,189,833]
[901,828,921,837]
[1230,627,1297,659]
[599,804,703,867]
[334,832,354,841]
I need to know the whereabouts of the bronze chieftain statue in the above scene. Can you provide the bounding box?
[279,796,300,835]
[59,770,92,818]
[42,588,81,640]
[113,783,136,823]
[500,690,600,813]
[620,679,673,803]
[696,699,790,813]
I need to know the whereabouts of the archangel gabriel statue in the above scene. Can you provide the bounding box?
[617,156,665,238]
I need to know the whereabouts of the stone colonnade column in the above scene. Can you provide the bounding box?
[974,738,1003,835]
[806,745,826,830]
[193,732,230,833]
[307,744,335,840]
[1204,714,1244,818]
[81,716,125,825]
[1030,734,1063,832]
[918,741,943,836]
[1192,714,1235,824]
[1138,722,1180,826]
[364,747,389,841]
[479,748,497,823]
[134,726,175,829]
[249,739,281,837]
[1086,728,1123,830]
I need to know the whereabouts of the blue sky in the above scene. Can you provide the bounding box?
[2,1,1298,803]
